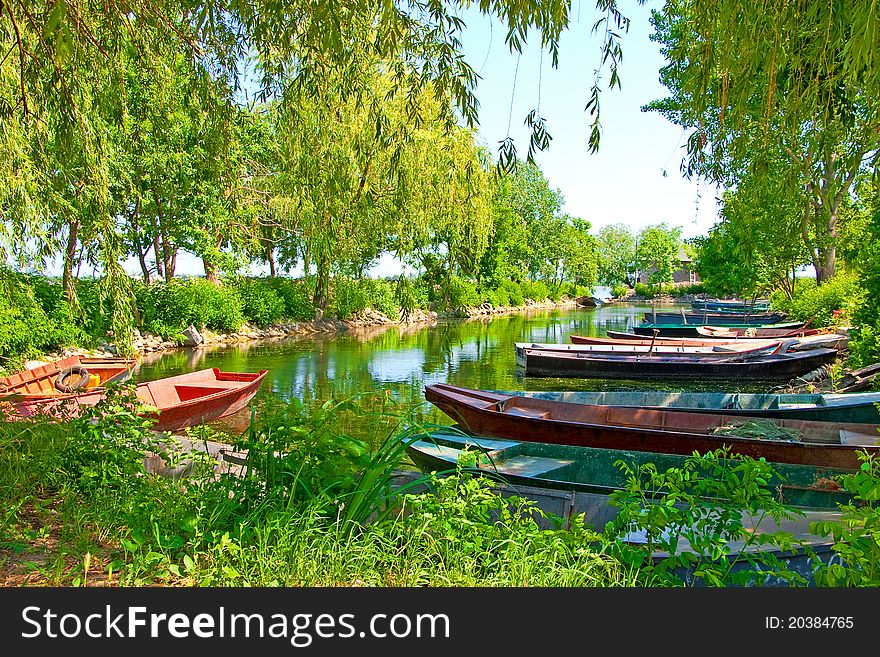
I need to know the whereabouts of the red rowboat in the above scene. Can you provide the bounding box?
[0,356,138,400]
[13,368,268,432]
[424,383,880,470]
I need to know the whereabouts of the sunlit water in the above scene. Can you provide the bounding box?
[133,301,775,432]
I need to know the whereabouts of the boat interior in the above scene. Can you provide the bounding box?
[428,384,880,448]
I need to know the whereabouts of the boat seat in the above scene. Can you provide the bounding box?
[502,406,551,419]
[491,456,574,478]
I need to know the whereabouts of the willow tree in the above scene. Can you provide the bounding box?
[645,1,880,284]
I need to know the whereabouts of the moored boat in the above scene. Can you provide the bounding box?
[499,390,880,424]
[691,299,771,313]
[632,321,805,338]
[609,326,820,340]
[0,356,138,400]
[423,383,879,470]
[515,344,837,380]
[406,427,853,510]
[13,367,268,431]
[643,311,789,325]
[514,340,786,369]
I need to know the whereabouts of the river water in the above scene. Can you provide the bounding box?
[133,301,776,432]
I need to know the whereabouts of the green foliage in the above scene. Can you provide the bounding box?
[521,279,551,303]
[137,279,245,337]
[597,223,637,286]
[770,273,863,328]
[0,272,89,363]
[599,449,809,586]
[611,283,629,298]
[229,277,287,327]
[331,278,401,320]
[635,224,683,284]
[265,277,317,321]
[811,453,880,586]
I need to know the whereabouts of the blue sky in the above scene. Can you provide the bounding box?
[457,0,722,238]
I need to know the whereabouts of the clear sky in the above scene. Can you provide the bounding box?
[457,0,722,239]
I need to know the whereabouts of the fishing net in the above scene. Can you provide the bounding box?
[710,419,802,442]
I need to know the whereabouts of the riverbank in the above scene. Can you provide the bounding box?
[30,296,580,366]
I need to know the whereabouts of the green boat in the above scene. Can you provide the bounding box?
[498,390,880,424]
[407,427,854,511]
[633,321,805,338]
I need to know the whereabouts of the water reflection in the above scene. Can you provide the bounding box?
[134,301,762,430]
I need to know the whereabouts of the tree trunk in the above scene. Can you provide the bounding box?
[130,205,151,284]
[267,245,277,277]
[313,249,331,316]
[62,220,80,301]
[204,257,220,284]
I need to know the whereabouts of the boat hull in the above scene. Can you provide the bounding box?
[14,368,268,431]
[516,347,838,380]
[424,384,878,470]
[501,390,880,424]
[406,428,853,510]
[632,322,805,338]
[0,356,138,400]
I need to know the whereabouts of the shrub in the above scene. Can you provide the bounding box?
[611,283,629,299]
[267,277,316,321]
[771,273,863,328]
[521,279,550,302]
[138,278,245,337]
[0,273,90,363]
[230,277,287,327]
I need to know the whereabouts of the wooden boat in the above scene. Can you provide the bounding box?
[691,299,771,313]
[570,334,745,347]
[608,326,820,340]
[643,311,789,325]
[13,368,268,432]
[632,321,805,338]
[514,340,785,367]
[0,356,138,400]
[406,427,854,510]
[500,390,880,424]
[423,383,880,470]
[572,332,845,352]
[515,343,837,381]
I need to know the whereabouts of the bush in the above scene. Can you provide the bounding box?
[230,277,287,327]
[611,283,629,299]
[0,273,90,363]
[445,276,482,310]
[267,277,316,321]
[138,278,245,337]
[521,280,550,303]
[771,273,863,328]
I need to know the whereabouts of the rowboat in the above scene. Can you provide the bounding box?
[423,383,880,469]
[0,356,138,400]
[643,311,790,325]
[570,334,745,347]
[609,326,820,340]
[499,390,880,424]
[571,332,846,352]
[632,321,805,338]
[13,368,268,431]
[513,340,785,368]
[515,344,837,381]
[691,299,771,313]
[406,427,854,510]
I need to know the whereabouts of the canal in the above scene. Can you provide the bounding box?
[133,301,779,433]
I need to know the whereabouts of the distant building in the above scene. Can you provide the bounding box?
[636,246,700,285]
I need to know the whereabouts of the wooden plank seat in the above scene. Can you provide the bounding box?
[502,406,551,419]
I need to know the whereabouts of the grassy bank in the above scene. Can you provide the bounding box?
[0,272,590,368]
[2,388,878,587]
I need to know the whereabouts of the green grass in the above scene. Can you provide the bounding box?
[3,389,877,587]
